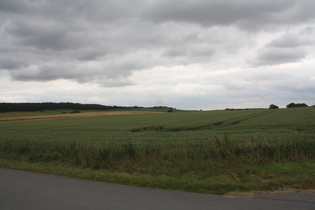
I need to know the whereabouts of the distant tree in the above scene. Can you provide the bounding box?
[286,102,308,108]
[297,103,308,107]
[167,108,173,112]
[269,104,279,109]
[286,103,296,108]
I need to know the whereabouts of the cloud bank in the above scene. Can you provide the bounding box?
[1,0,315,109]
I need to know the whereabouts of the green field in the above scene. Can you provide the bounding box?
[0,108,314,194]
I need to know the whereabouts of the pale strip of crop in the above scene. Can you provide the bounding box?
[0,111,163,123]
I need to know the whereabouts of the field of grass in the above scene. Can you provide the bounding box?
[0,108,314,194]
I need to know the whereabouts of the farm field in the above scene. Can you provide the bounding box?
[0,110,161,123]
[0,108,314,194]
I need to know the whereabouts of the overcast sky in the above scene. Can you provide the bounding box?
[1,0,315,109]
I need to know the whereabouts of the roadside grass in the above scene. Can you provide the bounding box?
[0,158,313,195]
[0,108,314,194]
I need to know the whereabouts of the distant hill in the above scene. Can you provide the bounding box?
[0,102,177,112]
[0,102,144,112]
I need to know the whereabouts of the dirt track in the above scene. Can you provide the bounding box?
[0,111,161,123]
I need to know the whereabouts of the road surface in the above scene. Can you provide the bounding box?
[1,168,314,210]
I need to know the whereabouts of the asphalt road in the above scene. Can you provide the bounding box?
[1,168,314,210]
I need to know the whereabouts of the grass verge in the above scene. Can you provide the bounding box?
[1,158,314,195]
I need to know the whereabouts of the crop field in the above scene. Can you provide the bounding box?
[0,111,160,123]
[0,108,314,194]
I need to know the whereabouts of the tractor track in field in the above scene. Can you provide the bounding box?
[131,110,273,132]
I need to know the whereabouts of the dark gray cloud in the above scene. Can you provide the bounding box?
[144,0,315,30]
[250,47,307,66]
[0,56,29,70]
[76,49,106,61]
[10,64,80,81]
[0,0,32,14]
[6,19,75,51]
[268,33,315,48]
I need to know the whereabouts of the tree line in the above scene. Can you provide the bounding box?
[269,102,310,109]
[0,102,144,112]
[286,102,309,108]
